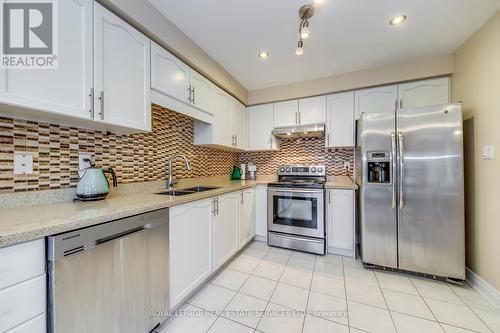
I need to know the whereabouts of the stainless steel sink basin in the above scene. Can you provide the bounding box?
[156,186,220,197]
[182,186,220,192]
[156,190,195,197]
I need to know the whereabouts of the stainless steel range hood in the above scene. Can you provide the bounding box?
[272,124,325,139]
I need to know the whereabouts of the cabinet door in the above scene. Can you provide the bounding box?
[94,3,151,131]
[7,313,46,333]
[239,189,255,247]
[190,70,214,115]
[150,42,189,104]
[326,92,354,148]
[0,239,45,290]
[274,100,298,127]
[247,104,278,151]
[233,100,248,150]
[327,189,355,257]
[254,185,268,239]
[0,0,93,120]
[213,192,240,270]
[212,89,234,147]
[169,199,212,309]
[398,77,450,109]
[298,96,327,125]
[354,85,397,120]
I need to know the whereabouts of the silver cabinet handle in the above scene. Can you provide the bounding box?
[98,91,104,120]
[241,192,244,205]
[400,100,403,109]
[295,112,298,124]
[235,134,238,147]
[398,131,405,209]
[212,198,217,216]
[192,86,195,104]
[187,85,192,103]
[216,198,219,215]
[299,111,302,124]
[391,132,397,209]
[326,133,330,147]
[328,190,331,204]
[89,88,94,118]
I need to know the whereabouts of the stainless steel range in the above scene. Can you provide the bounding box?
[267,165,326,255]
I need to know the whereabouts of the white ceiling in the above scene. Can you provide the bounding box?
[148,0,500,91]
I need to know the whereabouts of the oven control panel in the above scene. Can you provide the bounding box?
[277,165,326,176]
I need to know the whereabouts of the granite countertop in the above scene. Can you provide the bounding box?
[325,176,359,190]
[0,174,357,248]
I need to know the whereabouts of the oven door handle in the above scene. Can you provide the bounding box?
[268,188,324,194]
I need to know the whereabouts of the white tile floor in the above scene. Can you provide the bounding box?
[161,241,500,333]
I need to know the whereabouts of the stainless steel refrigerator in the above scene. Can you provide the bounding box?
[357,103,465,281]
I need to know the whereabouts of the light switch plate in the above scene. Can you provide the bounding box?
[482,145,494,159]
[14,153,33,175]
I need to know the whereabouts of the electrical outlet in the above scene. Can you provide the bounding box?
[14,153,33,175]
[78,153,92,176]
[482,145,494,159]
[344,161,350,171]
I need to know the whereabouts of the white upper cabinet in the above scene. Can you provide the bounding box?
[274,100,299,127]
[0,0,93,120]
[326,92,355,148]
[355,85,397,120]
[190,70,214,115]
[233,100,248,150]
[94,3,151,132]
[212,88,233,147]
[151,42,189,104]
[247,104,278,151]
[398,77,450,109]
[298,96,327,125]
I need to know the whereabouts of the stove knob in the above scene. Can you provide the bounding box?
[317,167,323,173]
[285,167,291,172]
[279,167,285,173]
[311,167,316,172]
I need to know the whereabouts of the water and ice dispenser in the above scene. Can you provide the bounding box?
[367,152,391,183]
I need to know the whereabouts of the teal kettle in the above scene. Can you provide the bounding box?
[75,159,117,201]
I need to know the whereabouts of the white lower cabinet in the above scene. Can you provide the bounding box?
[169,199,213,309]
[213,192,240,270]
[327,189,356,257]
[254,185,268,241]
[239,189,255,247]
[0,238,46,333]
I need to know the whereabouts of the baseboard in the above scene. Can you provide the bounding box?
[466,267,500,309]
[328,246,354,258]
[254,235,267,243]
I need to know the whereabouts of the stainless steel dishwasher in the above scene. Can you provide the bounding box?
[47,209,169,333]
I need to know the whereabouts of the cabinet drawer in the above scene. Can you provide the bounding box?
[0,275,46,332]
[0,239,45,290]
[6,313,46,333]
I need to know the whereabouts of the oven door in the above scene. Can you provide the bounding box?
[267,187,324,238]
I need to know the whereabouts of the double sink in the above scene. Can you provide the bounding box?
[156,186,221,197]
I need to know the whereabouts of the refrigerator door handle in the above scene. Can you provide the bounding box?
[391,132,397,208]
[398,131,405,209]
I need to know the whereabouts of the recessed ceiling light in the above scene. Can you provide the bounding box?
[258,51,269,59]
[390,15,407,26]
[312,0,325,7]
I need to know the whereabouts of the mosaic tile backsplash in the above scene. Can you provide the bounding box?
[239,139,354,177]
[0,104,354,193]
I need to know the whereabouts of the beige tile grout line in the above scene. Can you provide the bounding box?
[203,245,271,333]
[254,248,294,332]
[448,283,495,333]
[372,269,399,333]
[299,254,317,333]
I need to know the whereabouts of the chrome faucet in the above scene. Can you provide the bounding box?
[167,154,192,189]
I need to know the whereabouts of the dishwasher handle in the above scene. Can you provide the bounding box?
[96,225,148,245]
